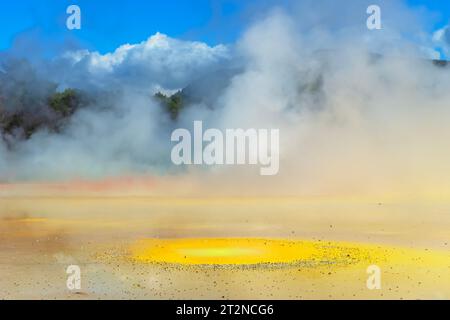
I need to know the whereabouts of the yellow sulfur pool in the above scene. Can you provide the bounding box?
[130,238,380,266]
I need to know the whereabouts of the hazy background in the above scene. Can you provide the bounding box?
[1,0,450,199]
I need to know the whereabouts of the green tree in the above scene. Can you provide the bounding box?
[48,89,82,117]
[154,91,184,120]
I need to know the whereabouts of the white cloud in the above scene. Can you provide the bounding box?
[432,25,450,58]
[55,32,230,93]
[420,46,441,60]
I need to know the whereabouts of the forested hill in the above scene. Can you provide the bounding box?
[0,57,448,145]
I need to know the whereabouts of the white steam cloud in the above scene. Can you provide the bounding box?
[1,0,450,199]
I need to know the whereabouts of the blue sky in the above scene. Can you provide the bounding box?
[0,0,449,54]
[0,0,267,53]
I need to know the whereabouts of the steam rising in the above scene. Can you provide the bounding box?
[1,0,450,198]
